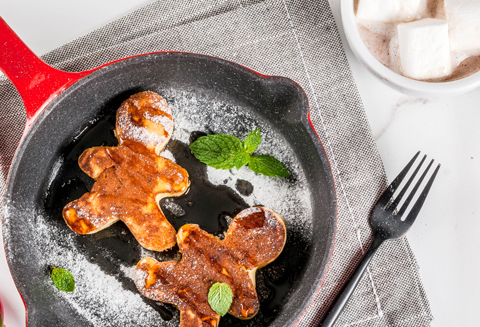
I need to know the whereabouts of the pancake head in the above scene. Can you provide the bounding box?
[115,91,174,155]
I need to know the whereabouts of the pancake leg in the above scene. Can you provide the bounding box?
[135,257,220,327]
[179,310,214,327]
[121,200,176,251]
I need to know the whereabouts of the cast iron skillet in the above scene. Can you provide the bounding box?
[0,17,336,326]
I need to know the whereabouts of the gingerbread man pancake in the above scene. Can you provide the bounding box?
[135,207,286,326]
[63,91,190,251]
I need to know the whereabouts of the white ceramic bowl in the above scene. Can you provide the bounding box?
[340,0,480,97]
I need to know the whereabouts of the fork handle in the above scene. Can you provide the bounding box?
[318,236,385,327]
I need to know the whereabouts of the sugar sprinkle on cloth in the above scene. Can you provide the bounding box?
[0,0,432,326]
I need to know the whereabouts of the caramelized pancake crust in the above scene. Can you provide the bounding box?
[135,207,286,327]
[63,91,190,251]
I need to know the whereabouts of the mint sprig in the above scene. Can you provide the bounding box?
[51,267,75,292]
[190,129,290,177]
[208,282,233,316]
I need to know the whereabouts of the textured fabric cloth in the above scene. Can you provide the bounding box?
[0,0,433,326]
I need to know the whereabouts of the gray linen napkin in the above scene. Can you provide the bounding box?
[0,0,433,326]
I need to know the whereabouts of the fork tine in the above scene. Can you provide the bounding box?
[388,154,426,210]
[378,151,420,205]
[396,159,434,218]
[402,163,441,224]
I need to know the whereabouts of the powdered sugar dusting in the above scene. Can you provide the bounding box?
[120,264,137,281]
[117,114,170,148]
[164,88,313,239]
[160,150,176,162]
[144,112,173,131]
[236,206,262,217]
[69,202,114,228]
[2,200,179,327]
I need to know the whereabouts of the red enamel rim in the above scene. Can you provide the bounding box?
[0,16,337,326]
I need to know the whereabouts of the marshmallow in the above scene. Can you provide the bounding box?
[397,18,452,80]
[356,0,422,23]
[445,0,480,53]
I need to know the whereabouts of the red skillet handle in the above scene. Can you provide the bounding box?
[0,17,90,126]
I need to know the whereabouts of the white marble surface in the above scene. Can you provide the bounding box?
[0,1,478,326]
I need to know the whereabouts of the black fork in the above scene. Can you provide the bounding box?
[319,151,440,327]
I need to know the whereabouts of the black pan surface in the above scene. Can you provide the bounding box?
[2,52,336,327]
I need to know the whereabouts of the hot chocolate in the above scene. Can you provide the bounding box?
[355,0,480,82]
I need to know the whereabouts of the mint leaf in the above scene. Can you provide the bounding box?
[208,282,233,316]
[190,134,248,170]
[190,130,290,178]
[249,155,290,177]
[51,267,75,292]
[244,129,262,153]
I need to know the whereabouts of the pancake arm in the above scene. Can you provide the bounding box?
[78,147,115,179]
[224,207,287,270]
[62,168,121,234]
